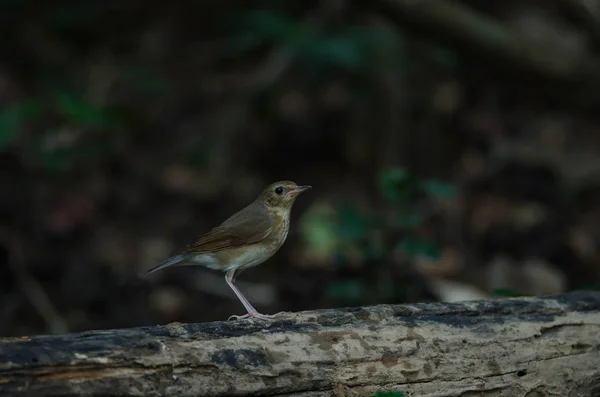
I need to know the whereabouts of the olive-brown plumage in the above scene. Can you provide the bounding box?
[144,181,311,320]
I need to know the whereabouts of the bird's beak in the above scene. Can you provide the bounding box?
[290,185,312,196]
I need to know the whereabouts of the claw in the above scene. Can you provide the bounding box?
[227,311,286,321]
[228,314,251,321]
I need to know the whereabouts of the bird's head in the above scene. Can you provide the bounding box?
[258,181,311,211]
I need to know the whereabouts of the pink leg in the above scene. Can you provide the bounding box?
[225,269,281,320]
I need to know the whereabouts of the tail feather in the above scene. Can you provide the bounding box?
[142,255,186,276]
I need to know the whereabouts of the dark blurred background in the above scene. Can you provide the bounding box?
[2,0,600,337]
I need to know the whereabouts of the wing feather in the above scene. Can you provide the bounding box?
[178,203,271,254]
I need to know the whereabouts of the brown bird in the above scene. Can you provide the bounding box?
[145,181,311,320]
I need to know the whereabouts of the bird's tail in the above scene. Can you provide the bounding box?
[142,255,186,276]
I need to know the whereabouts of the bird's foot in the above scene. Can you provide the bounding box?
[227,311,286,321]
[228,314,251,320]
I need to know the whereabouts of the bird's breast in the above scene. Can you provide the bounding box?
[270,211,290,248]
[215,244,278,271]
[218,212,290,271]
[203,211,291,271]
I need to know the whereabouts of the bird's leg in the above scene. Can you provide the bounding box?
[225,269,280,320]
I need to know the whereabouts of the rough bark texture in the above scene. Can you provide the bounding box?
[1,291,600,397]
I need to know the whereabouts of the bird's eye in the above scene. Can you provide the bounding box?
[274,186,284,195]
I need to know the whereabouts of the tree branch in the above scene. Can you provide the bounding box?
[369,0,600,110]
[1,291,600,396]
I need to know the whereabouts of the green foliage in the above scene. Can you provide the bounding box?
[53,91,117,129]
[373,391,405,397]
[320,166,455,302]
[324,279,368,303]
[230,10,401,76]
[121,67,170,95]
[0,101,43,150]
[378,167,455,259]
[338,202,368,241]
[239,10,320,53]
[376,281,409,301]
[299,206,339,259]
[378,167,456,204]
[315,167,457,302]
[397,237,441,260]
[421,179,456,199]
[378,167,420,204]
[0,87,121,171]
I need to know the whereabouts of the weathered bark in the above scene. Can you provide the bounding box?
[1,291,600,396]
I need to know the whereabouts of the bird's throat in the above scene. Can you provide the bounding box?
[269,209,291,245]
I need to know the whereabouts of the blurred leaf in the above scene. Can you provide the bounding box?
[421,180,456,199]
[490,288,529,298]
[317,34,364,69]
[299,205,339,258]
[53,91,117,129]
[378,167,420,203]
[377,282,408,301]
[338,202,368,241]
[39,148,74,172]
[0,101,43,150]
[325,280,368,303]
[237,11,392,74]
[418,241,441,260]
[121,68,169,94]
[331,250,347,266]
[241,10,319,52]
[373,392,405,397]
[334,26,409,71]
[397,238,441,260]
[423,42,460,69]
[397,211,426,228]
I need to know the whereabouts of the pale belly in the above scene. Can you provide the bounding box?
[217,244,279,271]
[186,212,290,272]
[187,243,280,271]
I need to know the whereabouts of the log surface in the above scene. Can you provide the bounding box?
[1,291,600,396]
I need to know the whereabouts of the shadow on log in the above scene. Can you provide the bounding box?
[1,291,600,396]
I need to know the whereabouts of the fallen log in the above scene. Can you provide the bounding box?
[1,291,600,396]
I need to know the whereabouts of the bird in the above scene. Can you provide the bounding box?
[144,180,311,320]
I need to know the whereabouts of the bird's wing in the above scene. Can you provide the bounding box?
[180,204,272,254]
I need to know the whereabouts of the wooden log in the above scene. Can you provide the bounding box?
[1,291,600,396]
